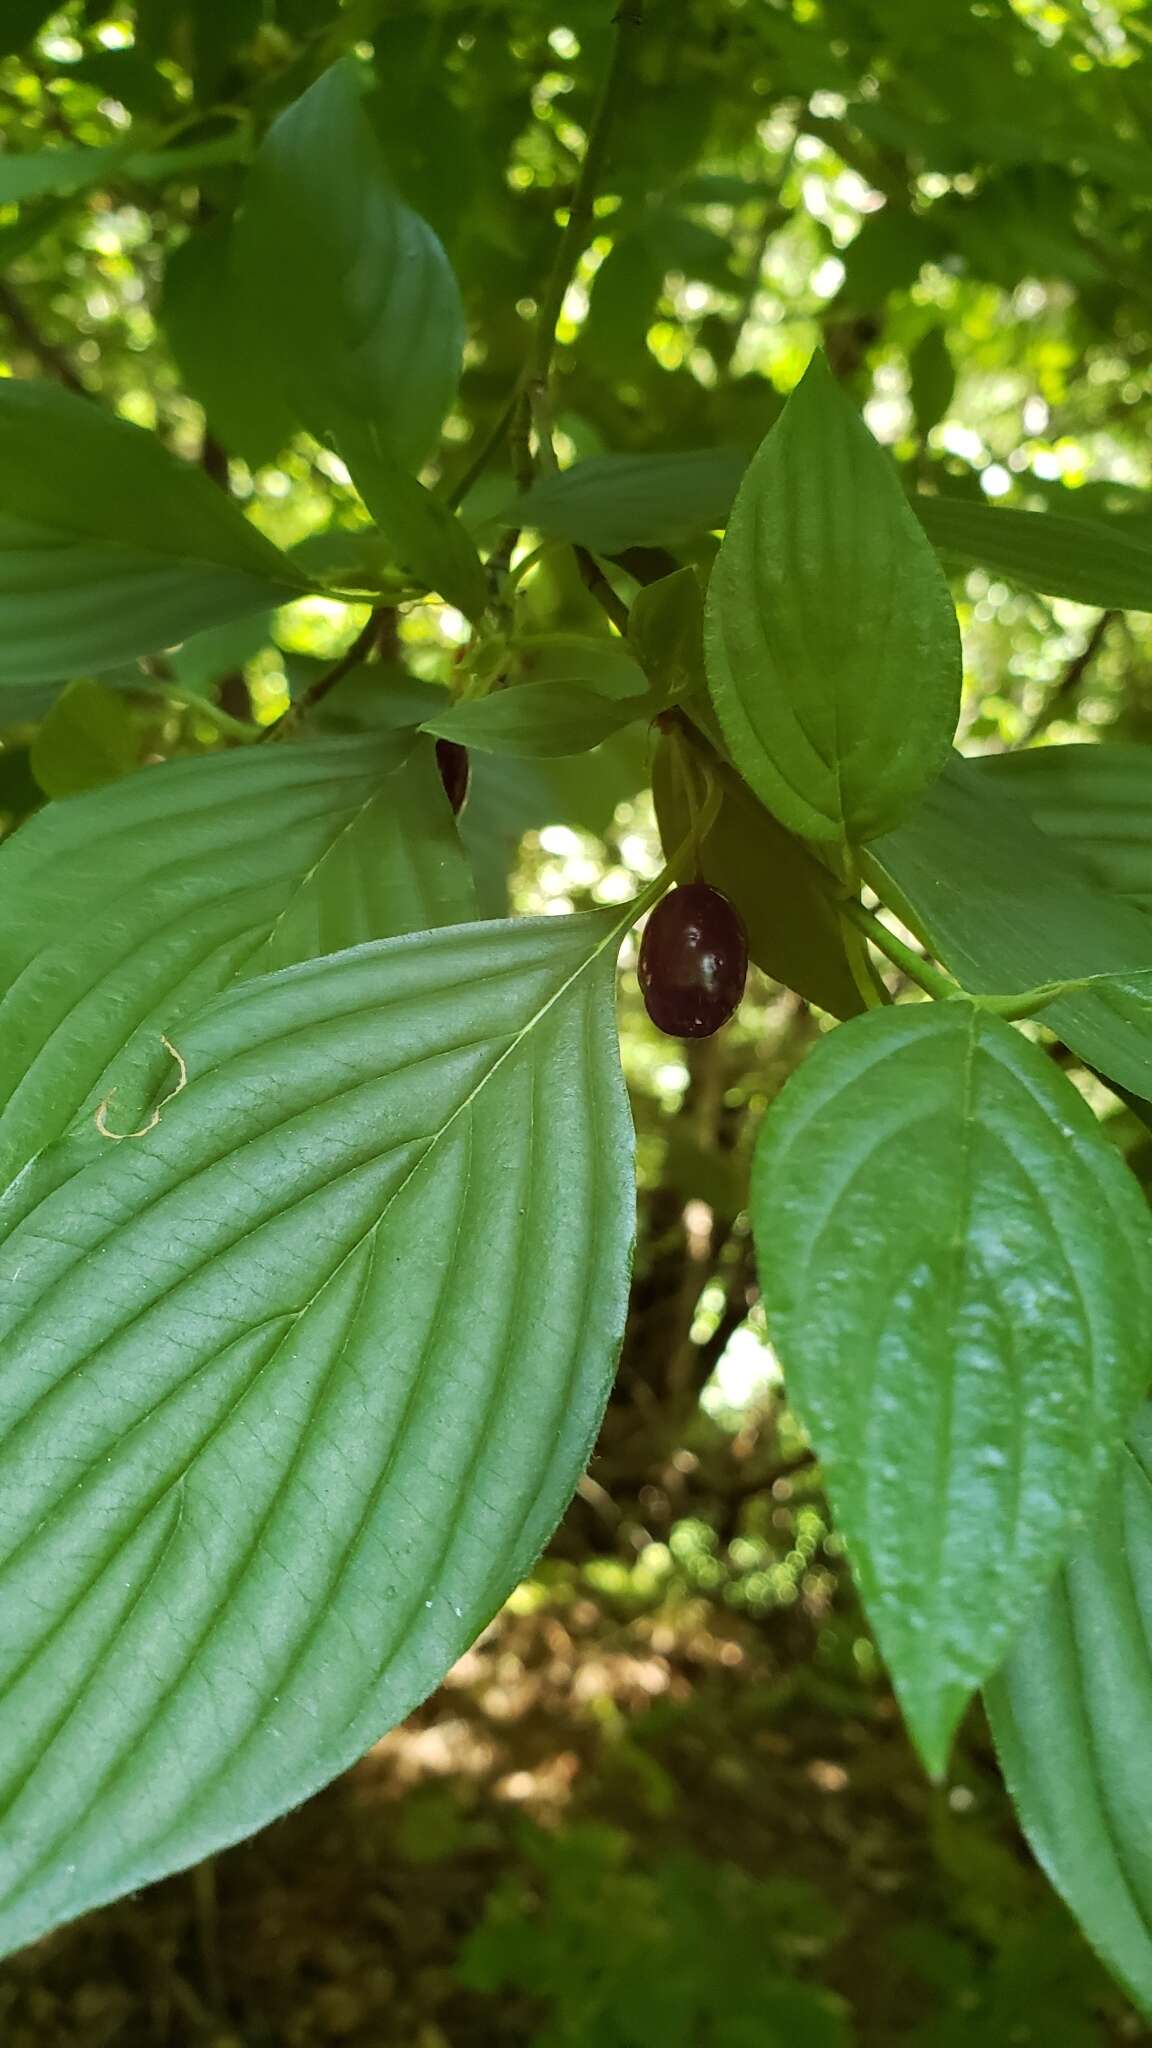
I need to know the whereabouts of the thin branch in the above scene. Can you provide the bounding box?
[258,608,389,741]
[575,545,632,634]
[0,281,89,396]
[447,0,644,517]
[1019,608,1116,744]
[839,897,962,1002]
[199,428,230,490]
[523,4,644,411]
[444,386,521,512]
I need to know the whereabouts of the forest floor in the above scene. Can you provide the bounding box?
[0,1550,1147,2048]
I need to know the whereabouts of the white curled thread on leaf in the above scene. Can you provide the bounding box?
[95,1035,188,1142]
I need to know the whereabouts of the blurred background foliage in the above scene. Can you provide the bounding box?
[2,0,1152,2041]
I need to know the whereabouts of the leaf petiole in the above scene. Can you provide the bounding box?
[840,898,1101,1019]
[837,896,963,1001]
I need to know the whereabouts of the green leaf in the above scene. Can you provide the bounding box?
[705,353,962,844]
[167,613,273,695]
[650,734,865,1020]
[29,678,138,798]
[0,381,309,683]
[506,631,649,699]
[0,132,248,208]
[0,1,55,57]
[459,738,649,916]
[161,225,297,472]
[300,663,447,735]
[579,232,666,380]
[288,528,397,597]
[421,680,652,757]
[985,1404,1152,2021]
[752,999,1152,1774]
[839,208,940,307]
[0,143,128,204]
[0,732,474,1190]
[506,456,1152,619]
[913,496,1152,612]
[867,756,1152,1101]
[0,747,39,821]
[335,430,488,621]
[0,909,633,1955]
[974,744,1152,907]
[235,59,464,470]
[506,450,749,555]
[909,327,956,441]
[628,568,706,695]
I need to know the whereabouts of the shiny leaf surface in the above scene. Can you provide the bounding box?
[974,744,1152,908]
[705,353,962,843]
[868,756,1152,1100]
[422,679,652,757]
[0,733,473,1188]
[235,59,464,471]
[986,1403,1152,2020]
[752,999,1152,1773]
[0,381,308,682]
[0,910,633,1955]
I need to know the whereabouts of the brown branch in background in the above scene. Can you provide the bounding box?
[1020,608,1117,744]
[259,606,396,741]
[0,280,89,396]
[518,2,644,463]
[195,427,253,720]
[446,0,644,530]
[575,544,631,635]
[199,428,230,491]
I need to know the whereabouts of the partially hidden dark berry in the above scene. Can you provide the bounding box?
[436,737,470,816]
[638,881,748,1039]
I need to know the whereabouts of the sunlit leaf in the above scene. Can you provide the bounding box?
[752,999,1152,1774]
[507,450,748,554]
[161,225,296,472]
[0,381,309,683]
[0,733,473,1188]
[0,908,634,1956]
[914,496,1152,613]
[29,678,138,798]
[974,744,1152,908]
[868,756,1152,1102]
[235,58,464,470]
[422,679,652,757]
[705,353,962,844]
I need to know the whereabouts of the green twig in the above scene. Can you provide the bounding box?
[258,607,386,742]
[137,686,257,743]
[443,386,521,512]
[839,897,963,1001]
[842,897,1098,1018]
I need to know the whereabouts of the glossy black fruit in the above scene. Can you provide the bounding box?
[638,881,748,1038]
[436,737,470,815]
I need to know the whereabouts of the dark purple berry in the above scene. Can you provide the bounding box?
[638,881,748,1039]
[436,737,470,816]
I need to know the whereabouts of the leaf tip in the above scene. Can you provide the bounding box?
[896,1678,965,1785]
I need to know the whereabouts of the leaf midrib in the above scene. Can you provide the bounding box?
[0,930,619,1908]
